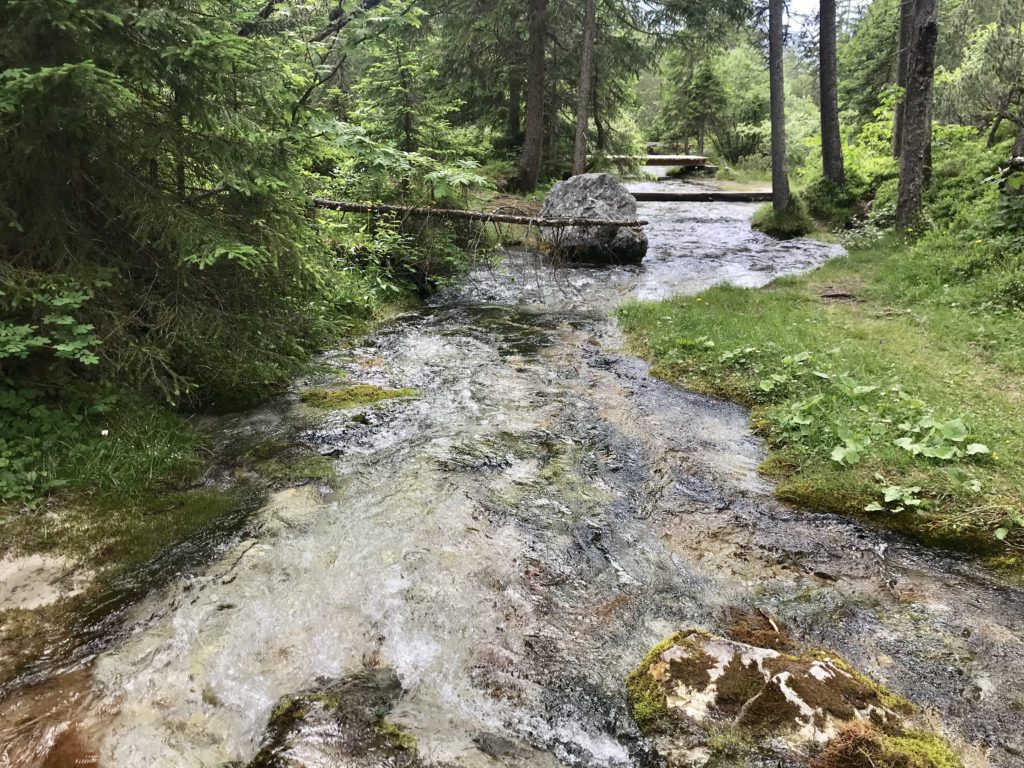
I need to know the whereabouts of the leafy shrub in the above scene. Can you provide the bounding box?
[712,123,768,165]
[801,167,870,228]
[0,1,489,505]
[868,178,900,227]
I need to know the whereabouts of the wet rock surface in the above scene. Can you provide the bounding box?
[540,173,647,264]
[626,629,961,767]
[244,667,422,768]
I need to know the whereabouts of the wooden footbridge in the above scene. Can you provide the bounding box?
[606,154,774,203]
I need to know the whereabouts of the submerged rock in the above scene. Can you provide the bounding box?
[246,667,422,768]
[626,630,962,768]
[539,173,647,264]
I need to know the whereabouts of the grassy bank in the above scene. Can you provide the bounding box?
[0,321,422,684]
[618,233,1024,567]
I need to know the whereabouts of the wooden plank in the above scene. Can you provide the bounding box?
[643,155,710,166]
[631,190,772,202]
[602,154,710,166]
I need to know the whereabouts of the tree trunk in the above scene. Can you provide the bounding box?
[592,75,608,151]
[895,0,938,230]
[572,0,598,175]
[769,0,790,211]
[517,0,548,192]
[820,0,845,186]
[507,75,522,140]
[893,0,914,157]
[987,115,1004,148]
[1014,123,1024,157]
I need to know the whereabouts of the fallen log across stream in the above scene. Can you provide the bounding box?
[312,198,648,228]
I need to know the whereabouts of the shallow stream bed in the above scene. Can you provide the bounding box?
[1,188,1022,767]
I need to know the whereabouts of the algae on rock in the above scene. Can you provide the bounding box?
[299,385,418,410]
[246,667,422,768]
[626,630,963,768]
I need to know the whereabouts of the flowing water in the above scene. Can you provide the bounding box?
[2,184,1024,767]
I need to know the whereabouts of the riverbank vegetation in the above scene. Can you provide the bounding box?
[2,0,1023,572]
[620,232,1024,559]
[621,0,1024,558]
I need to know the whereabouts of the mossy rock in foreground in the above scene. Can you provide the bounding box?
[246,667,421,768]
[626,630,962,768]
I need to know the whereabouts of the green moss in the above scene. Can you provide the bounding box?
[247,437,293,461]
[813,722,962,768]
[258,454,334,485]
[879,730,963,768]
[625,632,682,729]
[378,721,418,751]
[751,200,814,238]
[299,385,418,410]
[626,664,669,729]
[704,723,756,767]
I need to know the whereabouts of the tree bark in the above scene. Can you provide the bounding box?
[1014,123,1024,157]
[895,0,939,230]
[517,0,548,192]
[593,73,608,151]
[892,0,914,157]
[819,0,845,186]
[769,0,790,211]
[507,75,522,140]
[987,115,1004,148]
[572,0,598,175]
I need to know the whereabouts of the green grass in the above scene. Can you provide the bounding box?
[751,200,815,238]
[618,233,1024,566]
[0,402,208,554]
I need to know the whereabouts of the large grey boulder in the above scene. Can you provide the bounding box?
[539,173,647,265]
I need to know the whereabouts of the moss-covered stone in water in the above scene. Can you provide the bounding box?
[246,437,293,461]
[627,631,963,768]
[625,632,682,729]
[378,720,418,751]
[626,631,718,730]
[257,454,333,485]
[812,721,963,768]
[299,384,418,410]
[248,668,421,768]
